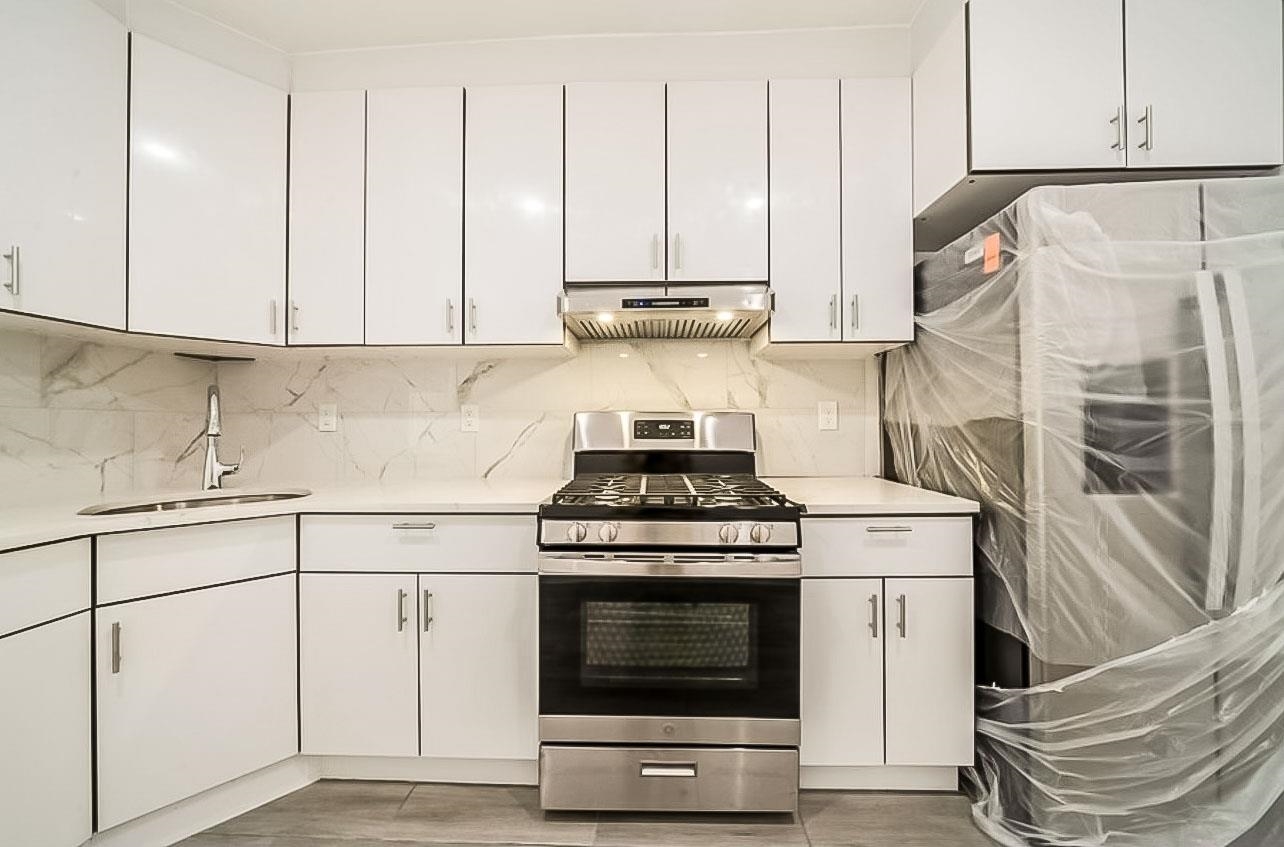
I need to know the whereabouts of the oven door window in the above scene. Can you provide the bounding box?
[540,576,799,719]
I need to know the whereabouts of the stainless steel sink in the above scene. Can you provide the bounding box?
[78,488,311,516]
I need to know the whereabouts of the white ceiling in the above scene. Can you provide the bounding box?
[167,0,924,54]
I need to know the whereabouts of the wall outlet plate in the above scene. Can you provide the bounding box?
[460,404,480,433]
[318,403,338,432]
[817,400,839,431]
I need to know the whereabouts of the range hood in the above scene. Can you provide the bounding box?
[558,284,772,340]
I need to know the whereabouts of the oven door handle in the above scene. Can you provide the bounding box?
[639,761,698,778]
[538,553,801,578]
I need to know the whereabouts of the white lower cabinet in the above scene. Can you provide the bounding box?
[96,575,298,829]
[300,573,419,756]
[884,577,975,766]
[801,579,883,765]
[419,574,537,760]
[0,613,92,847]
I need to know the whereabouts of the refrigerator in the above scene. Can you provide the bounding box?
[883,176,1284,846]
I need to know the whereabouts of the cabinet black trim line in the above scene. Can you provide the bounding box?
[95,569,296,609]
[0,607,92,643]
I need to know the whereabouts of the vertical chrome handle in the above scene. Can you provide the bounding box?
[650,233,660,270]
[672,233,682,271]
[828,294,838,330]
[111,622,122,674]
[1109,106,1124,151]
[1137,105,1153,151]
[423,590,434,632]
[468,298,478,334]
[2,245,19,295]
[290,300,300,332]
[895,594,907,638]
[269,299,278,335]
[396,589,408,632]
[850,295,860,332]
[868,593,879,638]
[446,298,455,333]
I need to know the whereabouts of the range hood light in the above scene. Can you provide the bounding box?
[715,311,734,322]
[596,312,615,323]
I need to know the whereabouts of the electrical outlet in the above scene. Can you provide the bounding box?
[318,403,338,432]
[817,400,839,431]
[460,404,480,433]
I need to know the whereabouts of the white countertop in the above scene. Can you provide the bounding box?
[0,476,978,554]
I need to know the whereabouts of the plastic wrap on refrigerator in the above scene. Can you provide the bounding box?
[883,175,1284,846]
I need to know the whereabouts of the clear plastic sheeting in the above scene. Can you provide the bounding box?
[883,176,1284,846]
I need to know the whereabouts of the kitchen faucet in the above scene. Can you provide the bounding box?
[202,384,243,490]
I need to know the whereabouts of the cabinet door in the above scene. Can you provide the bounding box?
[801,579,883,766]
[420,574,537,760]
[0,0,126,328]
[768,79,841,342]
[667,81,768,281]
[0,614,92,847]
[841,78,913,342]
[884,578,974,766]
[1125,0,1283,169]
[968,0,1125,170]
[366,87,464,345]
[464,85,563,345]
[288,90,366,345]
[300,573,419,756]
[96,575,297,829]
[128,35,287,344]
[565,82,666,282]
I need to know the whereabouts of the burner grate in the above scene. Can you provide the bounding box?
[551,473,793,509]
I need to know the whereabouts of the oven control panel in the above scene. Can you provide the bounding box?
[541,519,798,549]
[633,419,694,440]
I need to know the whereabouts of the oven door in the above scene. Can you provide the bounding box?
[539,562,800,744]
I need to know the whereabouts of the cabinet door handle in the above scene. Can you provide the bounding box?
[1109,106,1124,151]
[392,521,436,531]
[868,593,879,638]
[2,245,19,295]
[896,593,907,638]
[468,298,478,334]
[1137,105,1154,151]
[651,233,660,270]
[290,300,300,332]
[423,590,434,632]
[111,622,122,674]
[866,525,912,533]
[396,589,408,632]
[850,295,859,332]
[672,233,682,272]
[828,294,838,330]
[446,298,455,333]
[269,299,278,335]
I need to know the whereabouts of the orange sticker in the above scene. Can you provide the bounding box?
[982,233,1001,274]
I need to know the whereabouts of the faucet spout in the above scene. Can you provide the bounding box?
[206,384,222,437]
[202,384,241,490]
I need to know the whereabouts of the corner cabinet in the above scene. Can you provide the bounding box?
[0,0,126,329]
[800,516,975,789]
[464,85,564,345]
[128,35,287,344]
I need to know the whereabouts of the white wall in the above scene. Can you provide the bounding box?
[291,26,909,91]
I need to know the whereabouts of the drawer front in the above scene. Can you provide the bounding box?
[802,517,972,577]
[300,514,536,573]
[539,745,798,812]
[0,539,91,636]
[97,517,296,604]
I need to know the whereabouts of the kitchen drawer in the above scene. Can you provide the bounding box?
[97,516,296,604]
[0,539,91,636]
[300,514,536,573]
[802,517,972,577]
[539,745,798,812]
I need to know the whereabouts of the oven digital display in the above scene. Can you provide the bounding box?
[634,419,694,440]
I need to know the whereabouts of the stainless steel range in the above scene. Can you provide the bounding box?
[537,411,802,813]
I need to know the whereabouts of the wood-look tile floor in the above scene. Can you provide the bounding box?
[179,780,997,847]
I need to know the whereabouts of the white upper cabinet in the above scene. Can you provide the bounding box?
[968,0,1125,170]
[768,79,841,342]
[565,82,667,283]
[667,81,768,282]
[1125,0,1284,169]
[464,84,564,345]
[288,90,366,345]
[128,35,287,344]
[0,0,126,329]
[366,87,464,345]
[841,78,913,343]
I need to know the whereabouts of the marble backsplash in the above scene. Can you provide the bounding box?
[0,328,878,506]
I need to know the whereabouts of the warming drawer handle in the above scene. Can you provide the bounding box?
[866,525,913,533]
[392,522,437,531]
[639,761,698,778]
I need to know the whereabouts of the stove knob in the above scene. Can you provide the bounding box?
[567,522,588,543]
[598,522,619,543]
[718,524,740,544]
[750,523,772,544]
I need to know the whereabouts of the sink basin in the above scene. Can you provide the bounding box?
[78,488,311,516]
